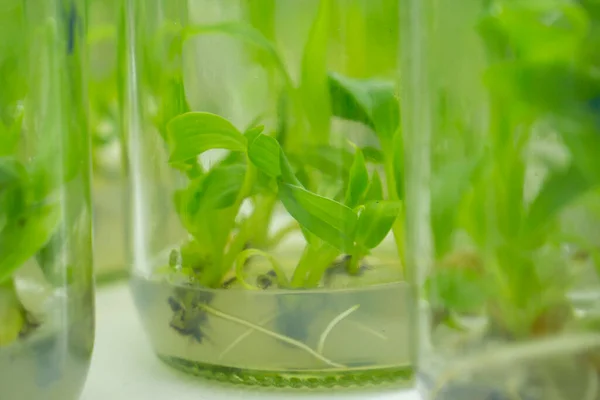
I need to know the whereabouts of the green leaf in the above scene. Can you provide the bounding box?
[523,165,591,237]
[183,22,291,84]
[247,134,281,178]
[355,200,401,250]
[0,202,61,284]
[201,164,248,209]
[243,125,265,142]
[299,0,332,142]
[289,145,354,178]
[0,282,25,347]
[0,157,27,227]
[364,170,384,202]
[278,182,358,252]
[431,158,480,255]
[328,72,400,141]
[247,133,302,187]
[425,268,489,314]
[158,75,191,139]
[344,147,369,208]
[0,115,22,157]
[362,146,384,164]
[0,157,26,188]
[167,112,247,163]
[478,3,589,64]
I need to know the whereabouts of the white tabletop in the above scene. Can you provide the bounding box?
[81,282,420,400]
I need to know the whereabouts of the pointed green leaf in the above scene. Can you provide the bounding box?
[328,72,400,141]
[0,157,26,188]
[355,200,401,249]
[362,146,384,164]
[0,115,22,157]
[247,133,302,186]
[425,268,489,314]
[524,165,591,236]
[279,182,358,252]
[167,112,247,163]
[243,125,265,142]
[365,170,384,202]
[345,147,369,208]
[247,133,281,178]
[0,202,61,284]
[300,0,332,141]
[201,164,247,209]
[183,22,291,84]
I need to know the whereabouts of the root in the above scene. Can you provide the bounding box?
[199,304,345,368]
[349,320,388,341]
[218,314,278,361]
[317,305,360,355]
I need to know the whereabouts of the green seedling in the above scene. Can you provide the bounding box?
[0,1,88,347]
[424,0,600,340]
[142,1,404,348]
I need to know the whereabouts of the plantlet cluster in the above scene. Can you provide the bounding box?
[0,1,88,348]
[150,1,404,294]
[420,1,600,396]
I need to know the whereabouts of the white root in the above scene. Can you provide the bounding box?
[317,304,360,355]
[200,304,346,368]
[218,314,278,361]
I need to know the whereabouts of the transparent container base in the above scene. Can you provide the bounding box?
[419,333,600,400]
[0,331,91,400]
[131,274,413,388]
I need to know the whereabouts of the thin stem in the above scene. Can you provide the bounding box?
[290,245,317,287]
[317,305,360,355]
[199,304,346,368]
[304,246,340,287]
[383,147,406,277]
[235,248,290,288]
[268,221,300,248]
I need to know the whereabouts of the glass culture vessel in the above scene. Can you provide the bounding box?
[402,0,600,399]
[123,0,411,387]
[88,0,127,280]
[0,0,95,399]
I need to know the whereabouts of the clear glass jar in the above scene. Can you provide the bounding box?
[402,1,600,399]
[89,0,127,280]
[123,0,411,387]
[0,1,94,399]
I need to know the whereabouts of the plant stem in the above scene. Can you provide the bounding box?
[199,304,345,368]
[290,245,318,287]
[383,148,406,276]
[268,220,300,248]
[217,156,257,284]
[304,246,340,287]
